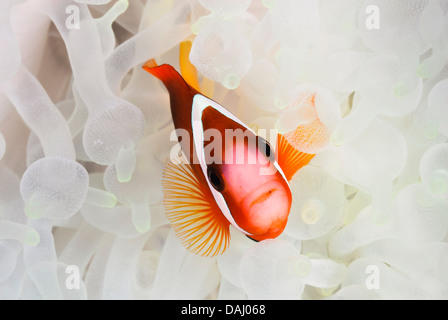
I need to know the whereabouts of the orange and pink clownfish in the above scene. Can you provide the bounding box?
[142,42,316,257]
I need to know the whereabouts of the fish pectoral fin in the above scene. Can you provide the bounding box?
[277,133,315,181]
[162,157,230,257]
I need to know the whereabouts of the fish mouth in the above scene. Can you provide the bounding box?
[241,180,286,207]
[239,179,291,236]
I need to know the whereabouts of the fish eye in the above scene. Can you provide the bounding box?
[258,137,274,161]
[207,166,225,192]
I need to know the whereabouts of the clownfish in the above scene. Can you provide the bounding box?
[142,42,314,256]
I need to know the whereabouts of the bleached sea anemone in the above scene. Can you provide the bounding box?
[0,0,447,300]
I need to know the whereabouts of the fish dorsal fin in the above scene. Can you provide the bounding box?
[277,133,315,181]
[162,155,230,257]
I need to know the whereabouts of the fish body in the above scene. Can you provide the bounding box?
[143,51,314,256]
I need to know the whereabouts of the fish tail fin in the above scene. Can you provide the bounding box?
[142,60,182,87]
[179,41,201,92]
[142,59,200,110]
